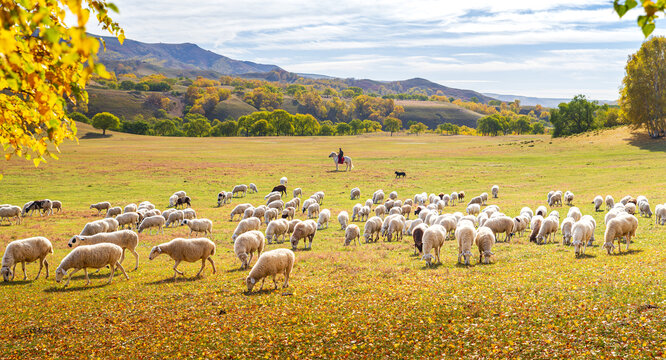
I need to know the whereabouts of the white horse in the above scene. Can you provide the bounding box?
[329,152,353,171]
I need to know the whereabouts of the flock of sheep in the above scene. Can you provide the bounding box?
[2,176,664,292]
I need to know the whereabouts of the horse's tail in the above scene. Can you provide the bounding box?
[350,158,354,170]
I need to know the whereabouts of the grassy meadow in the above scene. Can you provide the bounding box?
[0,124,665,358]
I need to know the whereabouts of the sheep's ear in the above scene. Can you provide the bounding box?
[157,246,162,253]
[250,278,256,284]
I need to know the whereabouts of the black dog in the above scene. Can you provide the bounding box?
[175,196,191,209]
[395,171,406,178]
[271,185,287,197]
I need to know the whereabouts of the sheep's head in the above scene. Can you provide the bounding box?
[1,266,12,282]
[68,236,83,248]
[290,236,298,250]
[246,276,256,292]
[422,254,434,266]
[603,241,615,254]
[55,268,66,283]
[238,253,249,268]
[461,250,472,265]
[482,250,493,264]
[148,246,162,260]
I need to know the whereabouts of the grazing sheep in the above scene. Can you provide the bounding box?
[249,183,258,193]
[482,216,515,242]
[636,195,648,204]
[174,196,191,209]
[561,217,575,245]
[480,193,489,205]
[603,214,639,254]
[564,191,575,205]
[372,190,385,204]
[80,218,117,236]
[385,199,395,211]
[280,177,288,185]
[572,217,596,257]
[267,200,284,212]
[535,206,548,217]
[450,192,458,206]
[625,202,637,215]
[245,248,295,292]
[529,215,544,243]
[52,200,62,213]
[363,216,383,243]
[301,198,316,214]
[467,196,482,207]
[421,224,447,266]
[520,207,534,221]
[282,207,296,220]
[389,191,398,201]
[605,195,615,210]
[338,211,349,230]
[123,204,137,214]
[116,212,140,230]
[272,185,288,197]
[491,185,499,198]
[592,195,603,212]
[293,188,302,198]
[90,201,111,215]
[241,207,256,220]
[656,204,666,225]
[351,204,363,222]
[344,224,361,246]
[566,207,582,222]
[138,203,156,211]
[264,208,279,225]
[412,223,428,255]
[149,238,216,280]
[169,194,179,208]
[638,201,652,218]
[287,219,301,237]
[234,230,265,269]
[105,206,122,218]
[549,192,562,207]
[477,212,489,227]
[285,198,300,211]
[455,223,477,265]
[55,244,128,287]
[290,219,317,250]
[137,215,166,235]
[350,187,361,200]
[232,218,262,242]
[266,219,290,244]
[230,203,253,221]
[68,230,139,270]
[536,216,559,244]
[265,192,282,205]
[512,216,528,237]
[182,218,213,236]
[374,204,387,218]
[0,205,22,225]
[307,203,321,219]
[466,203,480,216]
[385,217,404,242]
[407,219,423,236]
[1,237,53,281]
[475,227,496,264]
[605,208,625,225]
[232,184,248,198]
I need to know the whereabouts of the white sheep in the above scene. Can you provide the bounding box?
[561,217,575,245]
[474,227,495,264]
[290,219,317,250]
[536,216,559,244]
[0,205,22,225]
[182,218,213,236]
[593,195,604,212]
[52,200,62,213]
[466,203,480,216]
[407,219,423,236]
[287,219,302,237]
[344,224,361,246]
[266,219,289,244]
[338,211,349,230]
[90,201,111,215]
[572,217,596,257]
[249,183,258,193]
[422,224,447,266]
[232,217,262,242]
[455,223,477,265]
[385,217,404,242]
[264,208,279,225]
[450,192,458,206]
[350,187,361,200]
[293,188,302,198]
[625,202,637,215]
[105,206,122,218]
[482,216,515,242]
[55,243,129,287]
[389,191,398,201]
[372,190,385,204]
[603,214,638,254]
[116,212,140,230]
[307,203,320,219]
[234,230,265,269]
[68,230,140,270]
[123,203,138,213]
[280,177,288,185]
[1,237,53,281]
[245,248,295,292]
[549,192,562,207]
[374,204,386,218]
[535,206,547,217]
[169,194,179,208]
[183,208,196,220]
[656,204,666,225]
[363,216,383,243]
[164,210,183,228]
[638,201,652,218]
[605,195,615,210]
[265,193,282,205]
[301,198,316,214]
[80,218,117,236]
[351,204,362,222]
[267,200,284,212]
[512,216,528,237]
[282,207,296,220]
[137,215,166,235]
[358,206,371,222]
[149,238,216,280]
[230,203,253,221]
[564,191,574,205]
[232,184,248,198]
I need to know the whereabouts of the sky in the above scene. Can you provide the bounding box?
[87,0,666,100]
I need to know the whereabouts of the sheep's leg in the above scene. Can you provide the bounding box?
[273,275,278,289]
[44,259,49,279]
[195,258,206,277]
[35,259,43,280]
[84,268,90,286]
[21,262,27,280]
[11,264,16,281]
[130,249,139,270]
[260,278,266,290]
[207,257,216,274]
[120,249,126,264]
[65,268,80,287]
[173,260,183,280]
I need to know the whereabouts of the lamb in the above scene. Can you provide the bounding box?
[625,202,637,215]
[421,224,447,266]
[363,216,383,243]
[656,204,666,225]
[481,216,515,242]
[564,191,574,205]
[52,200,62,213]
[365,199,374,208]
[313,191,325,204]
[234,230,265,269]
[338,211,349,230]
[1,237,53,281]
[182,218,213,236]
[230,203,253,221]
[536,216,559,244]
[55,243,129,287]
[567,207,582,222]
[105,206,122,218]
[605,195,615,210]
[491,185,499,198]
[475,227,496,264]
[603,214,638,254]
[90,201,111,215]
[307,203,321,219]
[293,188,302,198]
[572,217,596,257]
[116,212,140,230]
[344,224,361,246]
[249,183,258,193]
[264,208,279,225]
[232,217,262,242]
[593,195,604,211]
[0,205,22,225]
[455,223,477,265]
[137,215,166,235]
[350,187,361,200]
[561,217,575,245]
[638,201,652,218]
[265,219,289,244]
[68,230,140,270]
[282,207,296,220]
[290,219,317,250]
[466,203,480,216]
[232,184,248,198]
[149,238,216,280]
[245,248,295,292]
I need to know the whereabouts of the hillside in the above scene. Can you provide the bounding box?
[395,100,483,128]
[483,92,617,107]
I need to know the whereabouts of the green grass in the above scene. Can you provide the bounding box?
[396,99,483,128]
[0,125,665,358]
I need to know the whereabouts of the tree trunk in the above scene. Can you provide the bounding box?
[102,128,106,135]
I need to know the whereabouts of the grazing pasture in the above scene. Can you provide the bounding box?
[0,124,665,358]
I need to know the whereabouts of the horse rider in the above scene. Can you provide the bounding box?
[338,148,344,163]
